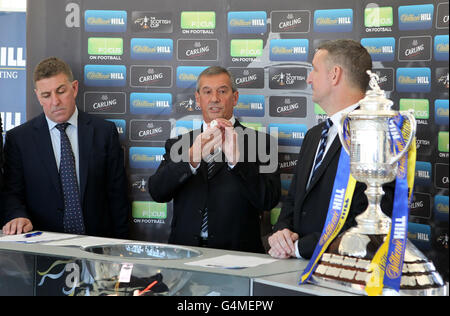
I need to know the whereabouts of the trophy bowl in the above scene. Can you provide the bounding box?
[311,71,447,296]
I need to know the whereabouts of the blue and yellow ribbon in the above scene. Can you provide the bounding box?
[365,114,416,296]
[299,138,356,284]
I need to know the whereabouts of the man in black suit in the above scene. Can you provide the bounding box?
[268,40,394,259]
[0,116,4,225]
[149,66,280,253]
[0,116,3,188]
[1,57,129,238]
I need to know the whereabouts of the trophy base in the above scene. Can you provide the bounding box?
[310,231,447,296]
[310,275,448,296]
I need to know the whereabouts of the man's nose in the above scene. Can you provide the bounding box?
[211,91,220,102]
[50,92,62,106]
[306,72,313,84]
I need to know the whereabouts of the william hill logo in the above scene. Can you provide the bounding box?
[434,35,449,61]
[314,9,353,32]
[228,11,267,34]
[129,147,165,169]
[0,47,26,67]
[396,68,431,93]
[361,37,395,62]
[84,65,126,87]
[270,39,308,61]
[398,4,434,30]
[85,10,127,32]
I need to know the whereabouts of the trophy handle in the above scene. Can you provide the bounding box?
[338,115,351,155]
[389,110,416,165]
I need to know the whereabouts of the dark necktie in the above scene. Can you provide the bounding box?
[56,123,85,235]
[201,160,216,239]
[311,118,333,181]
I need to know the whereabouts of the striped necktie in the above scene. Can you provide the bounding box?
[200,160,216,239]
[311,118,333,181]
[56,123,85,235]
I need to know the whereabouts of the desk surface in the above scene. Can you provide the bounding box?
[0,231,307,279]
[0,231,352,296]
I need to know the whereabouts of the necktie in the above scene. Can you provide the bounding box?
[200,160,216,239]
[56,123,85,235]
[311,118,333,181]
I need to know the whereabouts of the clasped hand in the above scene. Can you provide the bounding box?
[189,118,240,168]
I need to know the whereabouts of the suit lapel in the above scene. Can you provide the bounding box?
[77,111,93,204]
[32,114,62,196]
[297,126,321,194]
[306,135,341,194]
[191,127,208,182]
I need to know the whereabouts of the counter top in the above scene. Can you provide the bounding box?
[0,231,306,279]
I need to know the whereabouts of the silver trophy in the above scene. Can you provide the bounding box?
[311,71,447,296]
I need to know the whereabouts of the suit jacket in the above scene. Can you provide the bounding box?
[149,120,280,253]
[0,117,4,225]
[273,121,394,259]
[0,116,4,189]
[2,110,130,238]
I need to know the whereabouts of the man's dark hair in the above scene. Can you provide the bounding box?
[318,39,372,92]
[33,57,74,86]
[196,66,237,92]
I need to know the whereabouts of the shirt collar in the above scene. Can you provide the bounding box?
[46,107,79,131]
[329,103,359,130]
[202,115,236,130]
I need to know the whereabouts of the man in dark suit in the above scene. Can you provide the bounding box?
[149,66,280,253]
[0,116,3,187]
[268,40,394,259]
[0,116,4,225]
[1,57,129,238]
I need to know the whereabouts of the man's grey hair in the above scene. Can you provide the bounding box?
[196,66,237,92]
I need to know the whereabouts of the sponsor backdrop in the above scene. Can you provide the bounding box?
[26,0,448,279]
[0,11,26,134]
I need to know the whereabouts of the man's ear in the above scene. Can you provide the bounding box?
[72,80,79,98]
[34,88,43,107]
[331,65,343,86]
[232,90,239,107]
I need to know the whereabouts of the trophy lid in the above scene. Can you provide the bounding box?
[356,70,394,114]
